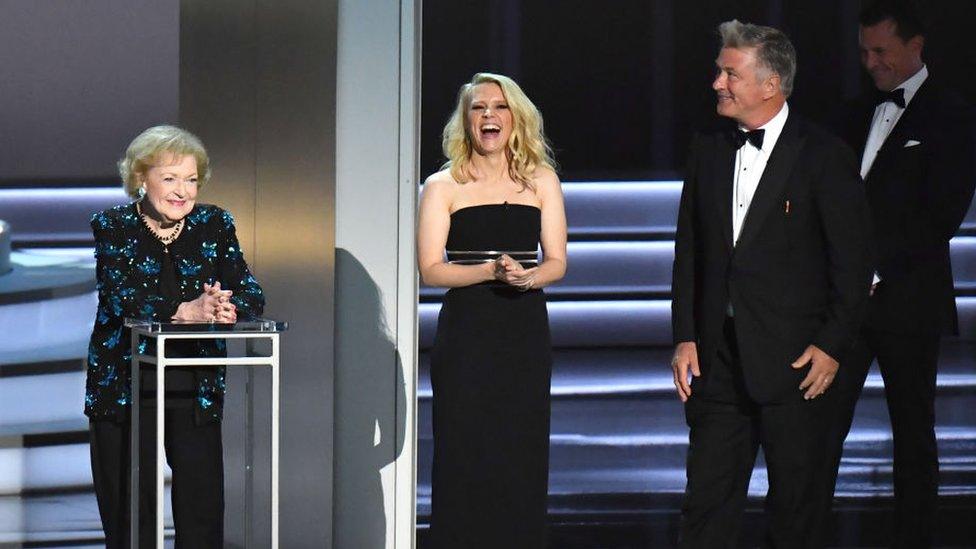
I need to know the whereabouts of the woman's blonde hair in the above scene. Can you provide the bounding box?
[118,125,211,199]
[441,72,556,189]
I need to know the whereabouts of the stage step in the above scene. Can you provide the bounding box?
[9,181,976,244]
[421,236,976,300]
[5,183,976,542]
[419,298,976,349]
[0,491,174,546]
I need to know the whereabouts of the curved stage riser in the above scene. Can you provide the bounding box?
[2,182,975,545]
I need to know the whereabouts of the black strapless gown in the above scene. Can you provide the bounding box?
[428,204,552,548]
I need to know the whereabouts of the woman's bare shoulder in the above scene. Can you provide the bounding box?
[421,169,459,207]
[532,166,561,196]
[424,168,458,187]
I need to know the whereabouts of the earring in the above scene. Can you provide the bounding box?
[138,185,146,198]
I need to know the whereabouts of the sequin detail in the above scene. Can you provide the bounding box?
[103,328,122,349]
[201,241,218,259]
[137,256,161,276]
[188,207,217,226]
[178,258,203,276]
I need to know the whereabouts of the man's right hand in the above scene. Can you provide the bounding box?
[671,341,701,402]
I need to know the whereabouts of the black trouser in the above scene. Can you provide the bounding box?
[89,407,224,548]
[828,328,940,549]
[679,318,836,549]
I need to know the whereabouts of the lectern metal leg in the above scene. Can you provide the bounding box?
[130,336,140,549]
[156,337,166,548]
[125,328,282,548]
[271,333,279,549]
[244,339,255,547]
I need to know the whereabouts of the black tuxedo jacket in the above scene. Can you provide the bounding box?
[673,111,873,404]
[840,80,976,335]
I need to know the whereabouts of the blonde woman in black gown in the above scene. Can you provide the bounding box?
[417,72,567,548]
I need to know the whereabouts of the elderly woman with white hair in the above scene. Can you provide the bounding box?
[86,125,264,547]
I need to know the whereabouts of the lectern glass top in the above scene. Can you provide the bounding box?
[125,317,288,333]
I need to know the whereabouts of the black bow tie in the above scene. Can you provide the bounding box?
[875,88,906,108]
[732,129,765,150]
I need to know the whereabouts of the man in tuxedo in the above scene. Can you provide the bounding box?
[829,2,976,547]
[671,20,873,548]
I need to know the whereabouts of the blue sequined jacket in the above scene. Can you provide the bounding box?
[85,203,265,422]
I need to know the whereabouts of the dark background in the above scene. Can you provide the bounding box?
[2,1,974,187]
[421,0,976,181]
[0,0,179,186]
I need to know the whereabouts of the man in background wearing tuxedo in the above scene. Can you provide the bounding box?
[829,2,976,547]
[671,20,872,548]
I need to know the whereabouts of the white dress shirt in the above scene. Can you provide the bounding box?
[732,102,790,245]
[860,65,928,179]
[860,65,928,285]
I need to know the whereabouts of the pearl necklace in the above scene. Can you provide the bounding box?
[139,208,183,252]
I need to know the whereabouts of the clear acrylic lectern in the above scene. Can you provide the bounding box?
[126,318,287,548]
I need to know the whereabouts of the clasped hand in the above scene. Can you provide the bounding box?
[493,254,537,291]
[176,281,237,323]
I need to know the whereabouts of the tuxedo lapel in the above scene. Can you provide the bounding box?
[867,81,931,182]
[735,113,803,250]
[853,101,874,159]
[713,132,737,250]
